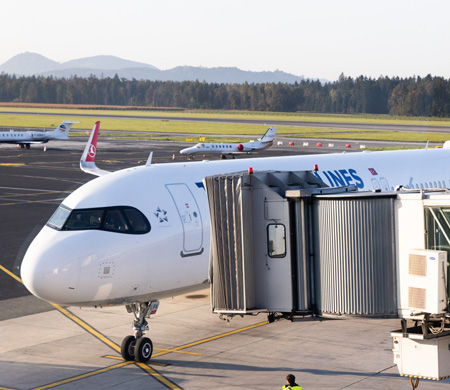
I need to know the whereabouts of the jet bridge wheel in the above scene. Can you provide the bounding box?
[135,337,153,362]
[121,335,137,361]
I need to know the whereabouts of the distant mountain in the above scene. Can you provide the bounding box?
[62,55,158,71]
[0,52,308,84]
[0,52,61,76]
[163,66,304,84]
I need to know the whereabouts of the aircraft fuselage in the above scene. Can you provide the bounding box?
[21,147,450,307]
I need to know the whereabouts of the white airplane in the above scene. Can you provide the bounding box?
[20,121,450,363]
[180,126,277,158]
[0,120,78,149]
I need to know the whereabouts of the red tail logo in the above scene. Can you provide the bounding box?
[88,145,96,159]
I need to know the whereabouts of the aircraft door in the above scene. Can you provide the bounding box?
[166,183,204,257]
[263,199,293,312]
[371,178,381,191]
[380,177,390,191]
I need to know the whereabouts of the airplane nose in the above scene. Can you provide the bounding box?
[21,230,81,304]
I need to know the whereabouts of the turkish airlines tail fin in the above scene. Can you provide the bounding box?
[50,120,78,139]
[80,121,110,176]
[259,127,277,143]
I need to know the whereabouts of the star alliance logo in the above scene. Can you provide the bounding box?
[154,207,168,223]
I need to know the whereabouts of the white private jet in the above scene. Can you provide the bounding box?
[20,121,450,362]
[180,126,277,158]
[0,120,78,149]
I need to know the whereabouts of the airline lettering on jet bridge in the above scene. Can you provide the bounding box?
[314,168,364,188]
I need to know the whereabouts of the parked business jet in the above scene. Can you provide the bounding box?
[0,120,78,148]
[180,126,277,158]
[20,121,450,362]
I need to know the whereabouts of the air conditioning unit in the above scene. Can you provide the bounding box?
[406,249,447,314]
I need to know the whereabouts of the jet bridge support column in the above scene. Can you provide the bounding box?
[286,190,315,314]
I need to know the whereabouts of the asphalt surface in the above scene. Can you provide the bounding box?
[2,136,450,389]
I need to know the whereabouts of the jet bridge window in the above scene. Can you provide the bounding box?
[46,205,150,234]
[267,224,286,258]
[425,206,450,296]
[425,206,450,255]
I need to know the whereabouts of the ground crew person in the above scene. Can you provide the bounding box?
[282,373,302,389]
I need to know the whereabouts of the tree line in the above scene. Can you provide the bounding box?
[0,73,449,117]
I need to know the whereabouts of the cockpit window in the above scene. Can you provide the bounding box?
[103,209,129,232]
[46,205,150,234]
[47,205,71,230]
[123,207,148,232]
[65,209,103,230]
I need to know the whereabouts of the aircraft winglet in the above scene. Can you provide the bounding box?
[80,121,110,176]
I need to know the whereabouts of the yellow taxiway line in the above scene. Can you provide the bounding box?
[0,264,181,389]
[1,264,269,390]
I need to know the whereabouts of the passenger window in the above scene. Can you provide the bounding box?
[267,224,286,258]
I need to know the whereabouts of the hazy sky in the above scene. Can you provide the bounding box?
[1,0,449,81]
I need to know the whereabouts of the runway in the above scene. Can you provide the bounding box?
[1,136,449,389]
[1,110,450,133]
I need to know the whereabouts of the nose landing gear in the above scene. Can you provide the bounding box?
[120,300,159,363]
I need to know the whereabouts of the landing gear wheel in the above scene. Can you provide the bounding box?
[135,337,153,363]
[121,335,136,361]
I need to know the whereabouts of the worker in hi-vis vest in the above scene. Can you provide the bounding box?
[282,374,302,390]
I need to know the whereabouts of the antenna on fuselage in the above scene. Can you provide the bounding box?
[425,140,429,149]
[146,152,153,166]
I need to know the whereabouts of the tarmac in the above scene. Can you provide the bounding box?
[1,134,449,389]
[2,287,441,390]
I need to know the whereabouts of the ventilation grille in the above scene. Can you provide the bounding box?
[409,254,427,277]
[408,287,426,309]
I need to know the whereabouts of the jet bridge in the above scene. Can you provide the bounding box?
[205,170,450,321]
[204,170,370,317]
[205,172,450,383]
[204,169,417,320]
